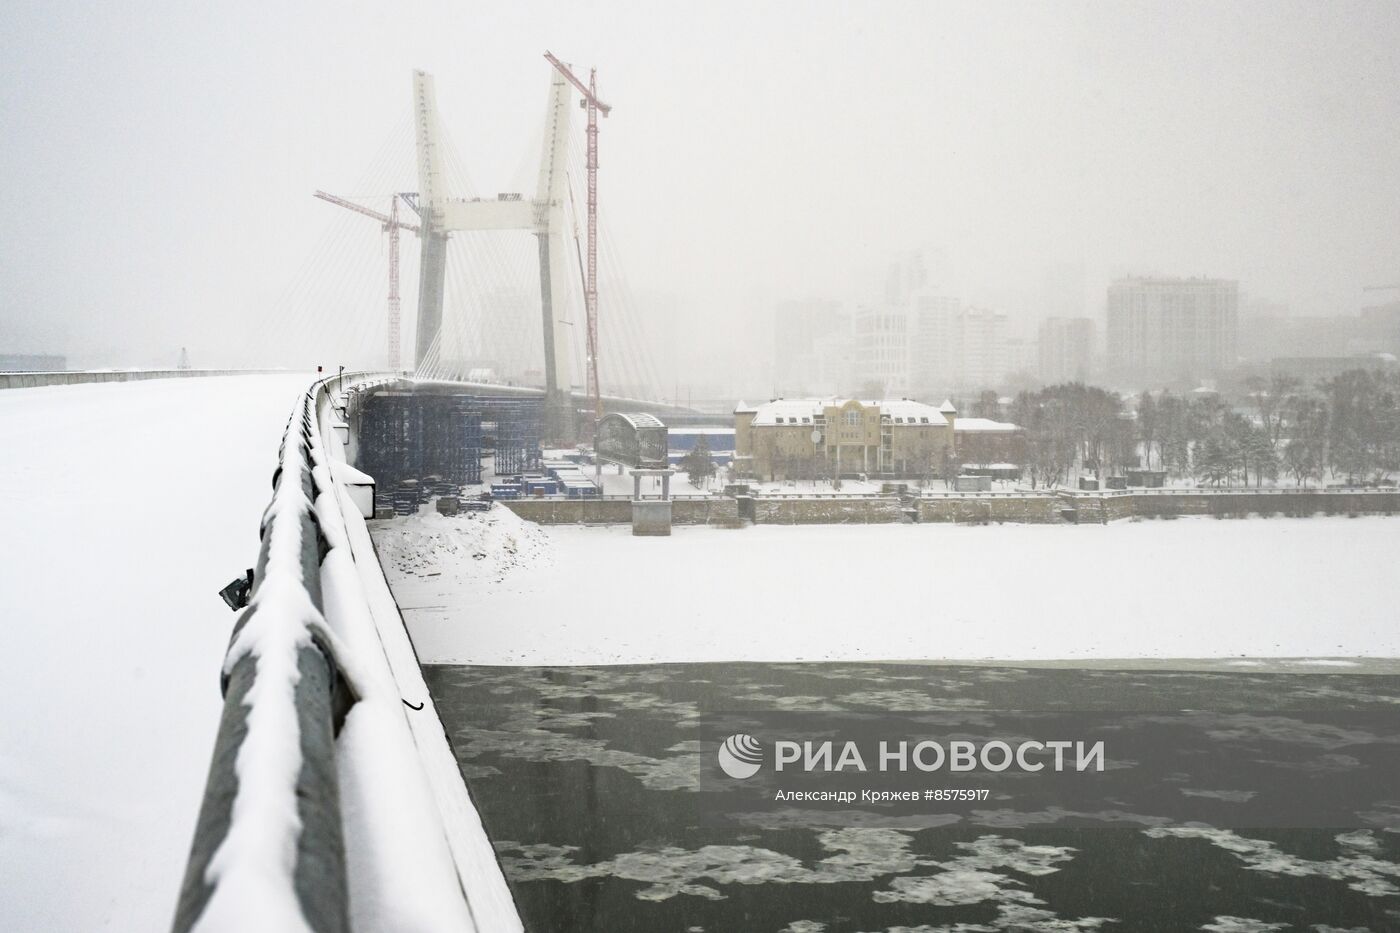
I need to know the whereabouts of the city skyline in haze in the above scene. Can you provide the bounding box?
[2,1,1399,391]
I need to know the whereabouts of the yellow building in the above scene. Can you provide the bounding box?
[734,397,954,480]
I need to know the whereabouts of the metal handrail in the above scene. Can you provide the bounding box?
[173,373,380,933]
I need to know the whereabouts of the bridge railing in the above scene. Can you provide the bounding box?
[176,372,521,933]
[173,376,353,933]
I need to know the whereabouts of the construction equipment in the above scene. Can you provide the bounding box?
[313,191,421,371]
[544,51,611,420]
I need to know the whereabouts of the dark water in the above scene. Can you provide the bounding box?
[423,663,1400,932]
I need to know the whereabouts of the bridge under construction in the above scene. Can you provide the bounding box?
[308,54,658,444]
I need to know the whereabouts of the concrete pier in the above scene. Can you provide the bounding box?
[631,499,672,536]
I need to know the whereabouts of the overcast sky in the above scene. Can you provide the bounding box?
[2,0,1399,374]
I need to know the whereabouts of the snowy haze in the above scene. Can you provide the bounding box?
[2,1,1399,383]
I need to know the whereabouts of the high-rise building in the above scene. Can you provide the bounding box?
[911,295,960,391]
[853,305,912,396]
[1359,301,1400,356]
[884,252,930,305]
[1106,277,1238,386]
[907,299,1013,392]
[1038,317,1095,384]
[957,307,1010,389]
[773,299,849,395]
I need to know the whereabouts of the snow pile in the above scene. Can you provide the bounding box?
[373,506,554,590]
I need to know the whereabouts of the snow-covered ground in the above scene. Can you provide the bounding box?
[0,374,310,932]
[595,469,713,497]
[376,510,1400,665]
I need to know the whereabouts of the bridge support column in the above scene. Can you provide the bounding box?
[536,233,577,444]
[415,229,448,369]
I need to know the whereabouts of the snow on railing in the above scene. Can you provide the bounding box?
[174,378,353,933]
[176,373,517,933]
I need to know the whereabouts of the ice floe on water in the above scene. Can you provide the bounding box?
[495,828,1115,931]
[1180,788,1259,803]
[963,807,1174,829]
[1143,825,1400,897]
[838,689,991,711]
[1200,919,1288,932]
[452,717,703,791]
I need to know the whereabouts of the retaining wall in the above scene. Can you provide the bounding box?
[918,495,1061,524]
[503,490,1400,527]
[672,497,742,525]
[1062,490,1400,522]
[503,496,742,526]
[500,498,633,524]
[753,496,902,524]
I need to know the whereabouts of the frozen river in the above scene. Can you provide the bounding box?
[377,503,1400,931]
[373,510,1400,665]
[424,660,1400,933]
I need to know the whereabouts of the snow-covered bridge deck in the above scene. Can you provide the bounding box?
[0,374,311,931]
[2,373,520,933]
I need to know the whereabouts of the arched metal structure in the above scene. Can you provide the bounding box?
[595,412,668,468]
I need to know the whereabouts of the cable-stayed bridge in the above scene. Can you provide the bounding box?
[0,56,704,933]
[283,56,680,440]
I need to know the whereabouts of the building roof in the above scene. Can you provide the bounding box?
[952,417,1020,433]
[749,397,948,427]
[749,398,833,426]
[938,399,957,414]
[605,411,665,430]
[878,398,948,425]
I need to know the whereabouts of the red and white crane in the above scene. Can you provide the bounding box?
[313,190,421,371]
[544,51,611,419]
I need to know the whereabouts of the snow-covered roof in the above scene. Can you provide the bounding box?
[606,411,665,430]
[734,400,757,414]
[877,398,949,425]
[939,399,957,414]
[750,397,948,427]
[750,398,834,425]
[953,417,1020,433]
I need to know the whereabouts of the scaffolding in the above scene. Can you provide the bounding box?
[480,398,543,476]
[358,392,486,499]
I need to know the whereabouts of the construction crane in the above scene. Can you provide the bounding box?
[313,190,421,371]
[544,51,611,419]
